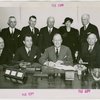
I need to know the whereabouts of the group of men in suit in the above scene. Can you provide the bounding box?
[0,13,100,71]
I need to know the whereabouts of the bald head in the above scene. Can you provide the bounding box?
[47,16,55,28]
[81,14,90,26]
[52,33,62,48]
[87,33,97,46]
[0,37,4,49]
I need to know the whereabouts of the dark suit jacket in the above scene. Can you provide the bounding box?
[21,26,39,46]
[0,48,12,65]
[14,45,41,63]
[38,26,58,53]
[80,23,99,44]
[80,42,100,68]
[0,27,21,54]
[39,45,73,66]
[59,26,80,60]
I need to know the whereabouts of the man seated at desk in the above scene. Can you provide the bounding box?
[14,34,41,68]
[39,33,73,68]
[80,33,100,69]
[79,33,100,85]
[0,37,12,65]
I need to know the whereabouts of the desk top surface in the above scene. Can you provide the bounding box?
[0,65,97,89]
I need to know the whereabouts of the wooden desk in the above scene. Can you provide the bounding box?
[0,65,97,89]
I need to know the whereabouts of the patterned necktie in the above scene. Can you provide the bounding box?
[88,46,93,53]
[28,50,31,56]
[48,28,52,34]
[56,48,59,59]
[32,28,35,34]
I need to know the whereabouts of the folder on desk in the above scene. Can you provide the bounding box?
[54,64,75,71]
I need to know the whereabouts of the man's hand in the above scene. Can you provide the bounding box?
[43,61,49,66]
[44,61,55,67]
[49,61,55,67]
[56,60,64,65]
[19,62,31,68]
[79,58,83,64]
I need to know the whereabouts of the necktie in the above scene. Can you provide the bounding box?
[32,29,35,34]
[11,29,14,37]
[28,50,31,56]
[88,46,93,53]
[84,26,86,30]
[48,28,52,34]
[56,48,59,59]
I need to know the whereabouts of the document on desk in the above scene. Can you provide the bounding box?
[54,64,75,71]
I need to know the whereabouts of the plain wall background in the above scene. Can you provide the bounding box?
[0,2,99,35]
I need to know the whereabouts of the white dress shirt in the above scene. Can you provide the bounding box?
[84,23,89,30]
[9,27,15,34]
[88,45,94,51]
[25,47,31,54]
[30,26,35,33]
[55,47,61,54]
[0,49,3,56]
[48,27,53,33]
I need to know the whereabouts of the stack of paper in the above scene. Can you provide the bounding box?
[54,64,75,71]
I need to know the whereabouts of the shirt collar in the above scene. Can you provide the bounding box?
[88,45,94,50]
[9,27,15,33]
[0,49,3,56]
[25,47,31,53]
[84,23,89,29]
[55,46,61,53]
[29,26,34,31]
[48,27,53,31]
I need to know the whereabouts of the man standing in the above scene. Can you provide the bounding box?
[80,14,99,44]
[39,33,73,66]
[21,15,39,46]
[0,16,21,57]
[38,16,58,53]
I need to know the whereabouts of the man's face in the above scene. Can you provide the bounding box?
[65,20,71,27]
[29,18,36,28]
[81,16,89,26]
[87,35,97,46]
[52,35,62,48]
[8,18,16,28]
[23,36,33,48]
[0,38,4,49]
[47,18,55,28]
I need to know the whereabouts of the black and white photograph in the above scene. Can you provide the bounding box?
[0,1,100,99]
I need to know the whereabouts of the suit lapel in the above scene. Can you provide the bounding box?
[28,26,32,33]
[8,27,11,35]
[46,27,50,35]
[58,46,63,60]
[23,47,29,57]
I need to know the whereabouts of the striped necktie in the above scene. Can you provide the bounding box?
[88,46,93,53]
[28,50,31,56]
